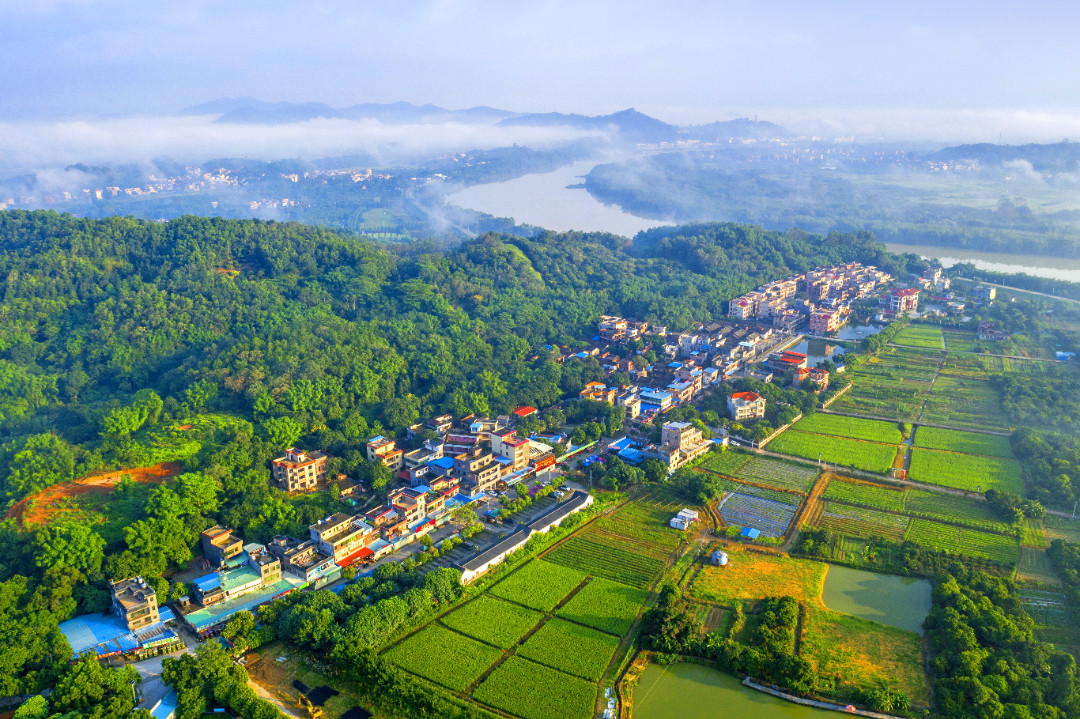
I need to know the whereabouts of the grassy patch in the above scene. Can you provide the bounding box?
[473,657,596,719]
[439,595,543,649]
[688,546,827,610]
[769,431,896,474]
[801,607,931,707]
[384,625,502,691]
[556,576,648,636]
[793,414,904,444]
[516,618,619,681]
[1017,548,1060,585]
[907,448,1024,494]
[488,560,587,612]
[893,325,944,349]
[700,450,752,476]
[913,427,1013,458]
[1044,515,1080,544]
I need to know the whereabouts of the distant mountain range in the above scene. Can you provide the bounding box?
[179,98,791,141]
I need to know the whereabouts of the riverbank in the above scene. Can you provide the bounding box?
[743,677,905,719]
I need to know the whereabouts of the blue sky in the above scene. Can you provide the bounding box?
[2,1,1080,143]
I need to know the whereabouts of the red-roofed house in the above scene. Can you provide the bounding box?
[512,406,538,419]
[727,391,766,420]
[889,288,920,314]
[794,367,829,391]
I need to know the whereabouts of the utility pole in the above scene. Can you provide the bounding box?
[1072,501,1077,520]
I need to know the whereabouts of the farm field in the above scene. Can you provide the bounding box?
[699,472,803,505]
[814,502,910,542]
[488,559,586,612]
[769,431,897,474]
[904,519,1020,564]
[1017,548,1060,585]
[556,576,649,636]
[1018,587,1080,648]
[921,376,1010,431]
[544,535,664,589]
[689,545,827,609]
[385,625,503,691]
[700,450,752,476]
[1044,515,1080,544]
[893,325,944,349]
[912,426,1013,458]
[473,657,597,719]
[1022,519,1048,549]
[823,477,906,512]
[732,456,820,492]
[942,329,977,352]
[907,448,1024,494]
[516,618,619,681]
[718,493,797,538]
[792,413,904,444]
[800,607,931,707]
[439,595,542,649]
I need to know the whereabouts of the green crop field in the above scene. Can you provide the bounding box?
[440,595,542,649]
[699,471,803,505]
[816,502,910,541]
[823,478,906,511]
[384,625,503,691]
[942,329,977,352]
[904,490,1011,533]
[1045,515,1080,544]
[907,448,1024,494]
[700,450,752,476]
[792,413,904,444]
[905,519,1020,564]
[769,431,896,474]
[556,577,649,636]
[733,456,820,492]
[595,502,684,550]
[544,535,664,589]
[489,560,587,612]
[516,618,619,681]
[913,427,1013,458]
[473,657,597,719]
[920,376,1010,431]
[893,325,944,349]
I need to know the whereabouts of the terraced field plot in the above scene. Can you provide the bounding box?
[516,619,619,681]
[700,450,752,476]
[792,414,904,444]
[1017,548,1060,585]
[689,546,827,609]
[489,560,587,612]
[556,576,649,636]
[474,657,597,719]
[904,519,1020,563]
[907,447,1024,494]
[732,456,820,492]
[594,502,683,551]
[814,502,910,542]
[800,607,931,707]
[913,426,1013,458]
[700,472,803,505]
[769,431,897,474]
[893,325,944,349]
[385,625,503,691]
[1045,515,1080,544]
[440,595,542,648]
[904,491,1011,533]
[718,492,797,538]
[921,376,1009,431]
[942,329,977,352]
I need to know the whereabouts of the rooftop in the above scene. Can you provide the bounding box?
[458,527,532,572]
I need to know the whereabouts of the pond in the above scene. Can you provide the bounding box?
[632,662,839,719]
[821,565,932,635]
[833,322,884,342]
[787,338,846,368]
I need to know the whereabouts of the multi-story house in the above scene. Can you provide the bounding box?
[388,487,428,525]
[268,536,339,582]
[616,390,641,420]
[579,381,616,404]
[727,391,766,421]
[491,428,531,471]
[454,447,502,493]
[200,525,244,566]
[366,436,404,472]
[110,577,160,631]
[794,367,829,391]
[889,288,920,314]
[309,513,376,563]
[656,421,712,471]
[809,309,842,334]
[271,448,329,492]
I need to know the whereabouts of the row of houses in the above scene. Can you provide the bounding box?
[728,263,891,327]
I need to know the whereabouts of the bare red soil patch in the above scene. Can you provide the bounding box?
[5,461,182,526]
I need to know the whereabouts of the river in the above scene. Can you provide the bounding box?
[445,161,1080,282]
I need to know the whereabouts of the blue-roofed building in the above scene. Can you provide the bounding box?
[150,689,178,719]
[617,447,647,465]
[741,527,761,540]
[667,361,683,369]
[640,388,673,411]
[428,456,455,477]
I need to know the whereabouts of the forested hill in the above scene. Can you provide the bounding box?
[0,211,910,497]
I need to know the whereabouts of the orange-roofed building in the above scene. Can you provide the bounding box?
[727,391,766,421]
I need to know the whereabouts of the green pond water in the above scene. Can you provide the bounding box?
[821,565,932,635]
[632,662,839,719]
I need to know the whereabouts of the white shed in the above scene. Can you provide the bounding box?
[670,517,690,530]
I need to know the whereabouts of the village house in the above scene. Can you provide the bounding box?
[366,436,404,472]
[794,366,830,391]
[655,421,712,471]
[727,391,766,421]
[270,447,329,492]
[809,308,843,334]
[110,577,160,632]
[579,381,616,404]
[200,525,244,567]
[978,321,1007,341]
[309,513,376,565]
[888,287,920,315]
[267,535,340,583]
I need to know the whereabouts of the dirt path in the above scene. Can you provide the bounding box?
[6,461,182,526]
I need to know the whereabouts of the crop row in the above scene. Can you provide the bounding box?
[385,625,502,691]
[814,515,906,542]
[733,455,819,492]
[893,325,945,349]
[700,450,752,476]
[769,431,897,474]
[489,560,587,612]
[440,595,542,649]
[822,501,910,531]
[792,413,903,444]
[544,536,663,589]
[517,618,619,681]
[913,426,1013,458]
[823,478,906,511]
[702,471,802,505]
[556,576,649,636]
[474,656,597,719]
[719,493,796,538]
[907,448,1024,494]
[904,519,1020,564]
